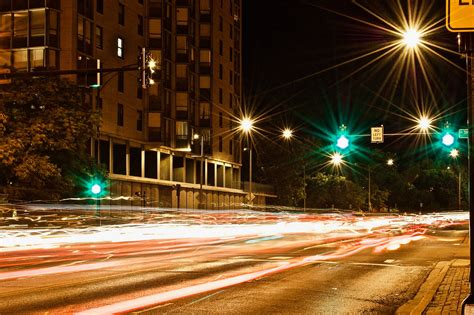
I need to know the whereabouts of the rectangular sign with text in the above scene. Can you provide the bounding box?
[447,0,474,32]
[371,127,384,143]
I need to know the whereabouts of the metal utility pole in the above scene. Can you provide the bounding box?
[462,32,474,311]
[249,143,253,206]
[368,165,372,212]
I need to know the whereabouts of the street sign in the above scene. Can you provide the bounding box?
[459,128,469,139]
[371,126,384,143]
[446,0,474,32]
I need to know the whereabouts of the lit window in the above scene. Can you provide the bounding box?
[117,37,124,58]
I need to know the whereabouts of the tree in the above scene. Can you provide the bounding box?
[255,137,316,207]
[0,77,102,200]
[306,172,365,210]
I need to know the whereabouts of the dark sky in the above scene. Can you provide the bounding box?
[242,0,466,161]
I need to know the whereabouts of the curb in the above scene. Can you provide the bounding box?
[396,261,452,315]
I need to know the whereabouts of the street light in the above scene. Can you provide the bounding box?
[240,117,255,206]
[330,152,343,166]
[416,116,432,133]
[368,159,394,212]
[449,149,462,211]
[282,128,293,140]
[402,28,421,49]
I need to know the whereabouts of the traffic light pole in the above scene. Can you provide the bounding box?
[462,33,474,312]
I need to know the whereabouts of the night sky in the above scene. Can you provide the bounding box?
[243,0,466,154]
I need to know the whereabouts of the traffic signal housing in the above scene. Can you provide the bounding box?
[334,124,351,151]
[439,123,457,149]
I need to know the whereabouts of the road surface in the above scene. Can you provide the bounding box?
[0,205,468,314]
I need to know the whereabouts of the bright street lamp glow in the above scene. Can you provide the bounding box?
[402,28,421,48]
[240,117,254,133]
[336,135,349,150]
[442,133,455,147]
[387,159,394,166]
[417,116,432,132]
[330,153,343,166]
[450,149,459,159]
[282,128,293,140]
[91,184,102,195]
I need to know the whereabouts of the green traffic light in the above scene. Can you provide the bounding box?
[336,135,349,150]
[91,183,102,195]
[442,132,455,147]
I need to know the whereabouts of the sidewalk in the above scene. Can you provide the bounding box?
[396,259,470,315]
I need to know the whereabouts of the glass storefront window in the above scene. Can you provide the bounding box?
[30,9,45,46]
[48,10,59,47]
[48,49,57,69]
[13,49,28,71]
[0,13,11,49]
[13,12,28,48]
[0,51,11,67]
[30,48,45,70]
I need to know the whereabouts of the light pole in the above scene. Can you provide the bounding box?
[449,149,462,210]
[193,133,205,209]
[240,117,254,206]
[367,159,394,213]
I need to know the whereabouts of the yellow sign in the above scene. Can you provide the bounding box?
[447,0,474,32]
[371,126,384,143]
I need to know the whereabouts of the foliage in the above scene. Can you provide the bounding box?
[306,172,366,210]
[255,138,316,207]
[0,77,101,200]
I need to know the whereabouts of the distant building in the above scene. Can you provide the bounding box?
[0,0,267,209]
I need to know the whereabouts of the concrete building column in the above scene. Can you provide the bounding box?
[125,141,130,176]
[141,146,145,178]
[157,151,161,180]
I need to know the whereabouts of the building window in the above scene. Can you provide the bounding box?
[118,71,124,92]
[219,88,223,103]
[229,70,233,85]
[200,102,210,119]
[119,2,125,25]
[96,26,103,49]
[229,23,233,39]
[176,121,188,138]
[138,15,144,36]
[77,16,93,54]
[229,140,233,155]
[138,0,144,4]
[137,81,143,99]
[137,110,143,131]
[97,0,103,13]
[117,103,124,126]
[219,16,223,32]
[219,112,223,128]
[229,47,233,61]
[117,37,124,58]
[219,64,223,79]
[229,93,233,108]
[219,40,223,55]
[229,0,233,14]
[219,136,223,152]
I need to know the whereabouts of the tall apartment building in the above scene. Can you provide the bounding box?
[0,0,250,208]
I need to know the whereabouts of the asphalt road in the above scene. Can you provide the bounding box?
[0,206,469,314]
